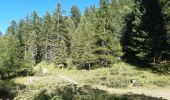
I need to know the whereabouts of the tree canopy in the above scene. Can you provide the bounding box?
[0,0,169,77]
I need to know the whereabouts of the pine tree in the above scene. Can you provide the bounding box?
[94,0,123,67]
[43,11,53,62]
[162,0,170,61]
[122,0,167,63]
[52,3,68,65]
[0,35,6,76]
[6,34,21,73]
[22,16,34,67]
[16,19,27,68]
[71,17,96,69]
[122,0,148,58]
[0,20,31,76]
[1,0,169,71]
[30,11,43,64]
[2,21,23,76]
[71,5,81,27]
[6,20,17,35]
[142,0,167,62]
[65,17,76,55]
[54,39,68,65]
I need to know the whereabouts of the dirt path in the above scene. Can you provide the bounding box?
[92,85,170,100]
[57,74,170,100]
[57,74,78,84]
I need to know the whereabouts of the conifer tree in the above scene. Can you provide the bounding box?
[16,19,28,68]
[0,35,6,75]
[43,11,53,62]
[94,0,123,67]
[52,3,68,65]
[1,0,169,72]
[71,5,81,27]
[22,16,34,67]
[30,11,43,64]
[71,17,96,69]
[7,20,17,35]
[122,0,148,58]
[142,0,167,62]
[162,0,170,60]
[122,0,167,63]
[2,21,23,75]
[65,17,76,55]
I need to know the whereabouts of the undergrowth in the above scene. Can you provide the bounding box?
[2,62,169,99]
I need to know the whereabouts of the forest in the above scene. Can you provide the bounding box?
[0,0,170,99]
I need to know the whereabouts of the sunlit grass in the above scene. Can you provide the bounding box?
[13,61,170,89]
[9,62,170,99]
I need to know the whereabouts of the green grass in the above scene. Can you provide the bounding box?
[41,62,170,88]
[5,61,170,99]
[13,61,170,88]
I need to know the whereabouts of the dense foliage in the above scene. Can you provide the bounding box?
[0,0,169,78]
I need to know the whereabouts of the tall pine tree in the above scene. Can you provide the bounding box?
[94,0,123,67]
[71,5,81,27]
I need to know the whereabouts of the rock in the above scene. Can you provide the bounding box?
[42,68,49,75]
[130,79,137,86]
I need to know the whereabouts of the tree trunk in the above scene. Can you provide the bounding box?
[154,57,156,67]
[88,63,91,70]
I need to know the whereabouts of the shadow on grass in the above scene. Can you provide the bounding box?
[122,54,153,69]
[0,80,26,100]
[123,54,170,75]
[34,85,165,100]
[75,85,166,100]
[151,63,170,75]
[122,54,170,75]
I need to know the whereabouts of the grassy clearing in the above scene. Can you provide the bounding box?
[12,61,170,89]
[6,62,170,99]
[40,62,170,88]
